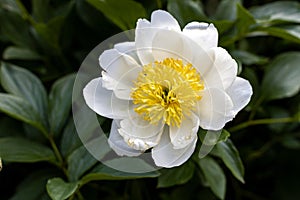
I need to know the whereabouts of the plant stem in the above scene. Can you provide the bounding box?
[229,117,297,132]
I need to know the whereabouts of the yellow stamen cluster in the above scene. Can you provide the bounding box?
[131,58,204,127]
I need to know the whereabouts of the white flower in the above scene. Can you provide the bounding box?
[83,10,252,168]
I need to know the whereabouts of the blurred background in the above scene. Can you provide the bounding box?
[0,0,299,199]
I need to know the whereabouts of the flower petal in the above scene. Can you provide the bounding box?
[183,22,218,49]
[150,10,181,31]
[227,77,253,115]
[135,10,181,65]
[196,88,234,130]
[151,29,195,62]
[108,120,142,157]
[99,48,141,86]
[83,77,132,119]
[152,126,197,168]
[170,114,199,149]
[118,115,164,151]
[202,47,238,90]
[114,42,140,63]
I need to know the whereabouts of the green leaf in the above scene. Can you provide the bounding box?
[3,46,42,60]
[0,137,55,163]
[0,93,44,130]
[255,25,300,44]
[236,3,256,37]
[199,129,230,146]
[261,52,300,101]
[197,157,226,199]
[250,1,300,25]
[0,9,35,47]
[157,161,195,188]
[48,74,75,136]
[231,50,268,65]
[0,62,48,128]
[60,119,82,158]
[67,136,111,181]
[46,178,78,200]
[86,0,146,30]
[167,0,206,27]
[281,136,300,150]
[80,159,160,185]
[10,169,57,200]
[214,0,241,21]
[213,140,245,183]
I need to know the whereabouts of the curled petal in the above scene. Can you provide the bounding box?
[227,77,253,115]
[196,88,234,130]
[152,126,197,168]
[170,114,199,149]
[108,120,142,157]
[118,115,164,151]
[183,22,218,49]
[83,78,131,119]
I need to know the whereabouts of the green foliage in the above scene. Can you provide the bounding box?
[0,0,299,200]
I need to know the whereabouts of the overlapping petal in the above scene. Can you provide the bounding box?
[118,115,165,151]
[83,78,132,119]
[183,22,218,50]
[108,120,142,157]
[152,127,197,168]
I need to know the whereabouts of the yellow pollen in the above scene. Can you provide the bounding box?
[131,58,204,127]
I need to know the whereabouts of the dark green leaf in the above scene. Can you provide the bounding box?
[67,136,111,181]
[3,46,42,60]
[281,136,300,150]
[48,74,75,136]
[236,3,256,36]
[32,0,52,22]
[167,0,206,27]
[46,178,78,200]
[86,0,146,30]
[157,161,195,188]
[250,1,300,24]
[199,129,230,146]
[197,157,226,199]
[213,140,245,183]
[0,137,55,163]
[255,25,300,44]
[80,159,160,185]
[261,52,300,101]
[0,62,48,128]
[10,169,56,200]
[0,93,44,131]
[214,0,241,21]
[60,119,82,158]
[0,9,35,47]
[231,50,268,65]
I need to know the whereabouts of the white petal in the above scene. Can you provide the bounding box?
[170,114,199,149]
[196,88,234,130]
[202,47,238,90]
[151,29,195,62]
[118,116,164,151]
[135,19,156,65]
[183,22,218,49]
[83,78,132,119]
[114,42,140,63]
[150,10,181,31]
[99,48,141,86]
[108,120,142,157]
[135,10,181,65]
[227,77,252,115]
[152,126,197,168]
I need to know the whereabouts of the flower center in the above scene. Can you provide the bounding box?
[131,58,204,127]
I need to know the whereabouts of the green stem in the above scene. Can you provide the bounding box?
[49,136,64,165]
[229,117,297,132]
